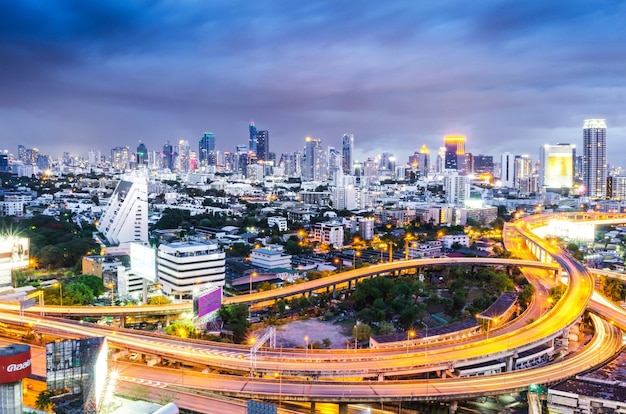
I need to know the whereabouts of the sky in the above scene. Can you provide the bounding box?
[1,1,625,166]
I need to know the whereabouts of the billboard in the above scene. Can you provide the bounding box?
[194,286,222,319]
[0,343,31,383]
[130,242,157,282]
[46,337,107,413]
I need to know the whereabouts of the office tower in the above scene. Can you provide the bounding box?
[88,150,101,166]
[514,154,532,189]
[235,145,248,175]
[304,137,325,181]
[0,153,8,173]
[380,152,395,172]
[417,145,430,178]
[279,153,296,176]
[539,144,575,190]
[162,141,174,171]
[249,122,258,154]
[473,155,494,176]
[199,132,216,166]
[444,135,466,171]
[256,130,269,161]
[583,119,607,198]
[436,147,446,173]
[501,152,515,188]
[328,147,342,177]
[17,145,26,163]
[176,140,190,173]
[341,134,354,175]
[97,175,148,245]
[136,141,148,166]
[111,146,130,170]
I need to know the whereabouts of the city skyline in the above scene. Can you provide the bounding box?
[1,2,625,165]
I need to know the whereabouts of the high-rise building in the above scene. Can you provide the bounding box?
[583,119,607,198]
[97,175,148,245]
[443,171,470,206]
[199,132,216,166]
[162,141,174,171]
[473,155,494,176]
[249,122,258,154]
[341,134,354,175]
[304,137,325,181]
[176,140,190,173]
[235,145,248,175]
[444,135,466,171]
[256,130,269,161]
[136,141,148,166]
[514,154,533,189]
[328,147,342,177]
[500,152,515,188]
[17,145,26,163]
[111,146,130,170]
[539,144,575,190]
[417,145,430,178]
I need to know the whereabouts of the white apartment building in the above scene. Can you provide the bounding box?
[440,234,470,249]
[250,248,292,269]
[97,176,148,245]
[267,216,288,232]
[157,241,225,298]
[313,222,344,248]
[408,240,443,259]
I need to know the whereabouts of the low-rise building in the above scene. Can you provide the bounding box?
[313,222,344,248]
[250,248,292,269]
[157,240,225,298]
[267,216,288,232]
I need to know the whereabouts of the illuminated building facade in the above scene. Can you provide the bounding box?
[539,144,575,190]
[583,119,607,199]
[199,132,216,166]
[444,135,466,172]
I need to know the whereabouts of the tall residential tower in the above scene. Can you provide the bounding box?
[583,119,607,199]
[341,134,354,175]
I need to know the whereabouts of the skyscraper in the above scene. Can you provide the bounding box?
[256,130,269,161]
[249,122,258,154]
[199,132,216,166]
[163,141,174,171]
[304,137,324,181]
[417,145,430,178]
[444,135,466,171]
[136,141,148,166]
[341,134,354,175]
[583,119,607,199]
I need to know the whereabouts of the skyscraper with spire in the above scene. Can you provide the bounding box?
[583,119,607,199]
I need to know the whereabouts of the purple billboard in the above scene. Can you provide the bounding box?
[194,287,222,319]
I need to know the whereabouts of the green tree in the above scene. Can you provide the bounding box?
[602,277,624,301]
[64,282,95,305]
[75,274,104,297]
[218,304,250,343]
[165,320,196,338]
[518,284,535,310]
[148,295,172,305]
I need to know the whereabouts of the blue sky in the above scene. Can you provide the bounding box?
[1,1,625,166]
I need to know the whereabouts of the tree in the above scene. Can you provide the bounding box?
[64,282,95,305]
[218,304,250,343]
[75,274,104,297]
[518,284,535,310]
[148,295,172,305]
[602,277,624,301]
[165,320,196,338]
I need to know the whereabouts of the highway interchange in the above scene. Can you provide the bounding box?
[2,212,626,407]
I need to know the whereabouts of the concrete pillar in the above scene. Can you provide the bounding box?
[378,373,384,381]
[310,402,316,413]
[506,356,514,371]
[449,401,458,413]
[440,370,446,378]
[0,381,22,414]
[337,403,348,414]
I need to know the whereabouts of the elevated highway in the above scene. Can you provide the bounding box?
[1,211,626,403]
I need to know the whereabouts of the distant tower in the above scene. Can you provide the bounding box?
[256,130,269,161]
[341,134,354,175]
[136,141,148,166]
[583,119,607,198]
[444,135,466,171]
[111,146,130,170]
[199,132,216,166]
[304,137,324,181]
[249,122,258,154]
[162,141,174,170]
[417,145,430,178]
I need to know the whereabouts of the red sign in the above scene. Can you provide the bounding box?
[0,345,31,383]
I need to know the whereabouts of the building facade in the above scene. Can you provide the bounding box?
[583,119,607,199]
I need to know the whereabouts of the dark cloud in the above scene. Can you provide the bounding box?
[0,1,625,167]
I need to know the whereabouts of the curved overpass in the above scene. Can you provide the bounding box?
[1,211,625,402]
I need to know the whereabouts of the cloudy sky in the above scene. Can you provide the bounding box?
[1,1,625,166]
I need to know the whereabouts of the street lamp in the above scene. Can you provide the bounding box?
[333,257,342,272]
[404,233,414,261]
[55,282,63,307]
[304,335,309,358]
[353,325,358,351]
[274,372,282,409]
[108,282,115,304]
[406,330,415,354]
[420,321,428,395]
[249,271,258,294]
[352,250,360,267]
